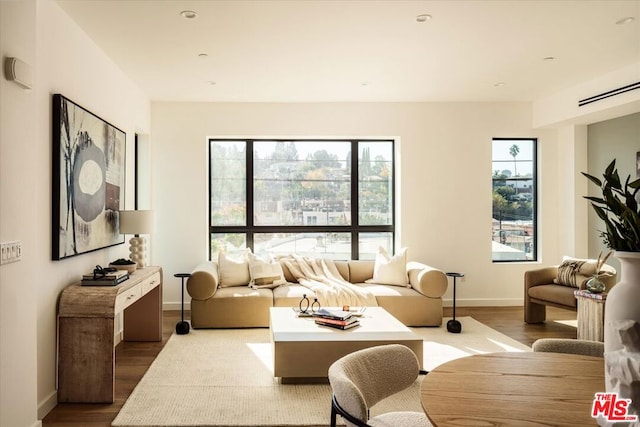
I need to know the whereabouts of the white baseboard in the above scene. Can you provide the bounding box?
[38,389,57,421]
[164,301,191,311]
[31,421,43,427]
[444,298,523,307]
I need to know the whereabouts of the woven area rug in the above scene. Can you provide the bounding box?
[112,316,530,427]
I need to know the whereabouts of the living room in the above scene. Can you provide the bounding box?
[1,1,639,426]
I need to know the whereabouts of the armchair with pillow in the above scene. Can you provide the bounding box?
[524,256,617,324]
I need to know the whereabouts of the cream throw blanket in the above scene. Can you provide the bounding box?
[279,255,378,307]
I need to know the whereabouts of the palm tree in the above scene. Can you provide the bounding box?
[509,144,520,176]
[509,144,520,195]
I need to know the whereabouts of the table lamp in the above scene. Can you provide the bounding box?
[119,210,154,268]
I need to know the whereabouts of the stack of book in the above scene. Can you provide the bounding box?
[314,308,360,330]
[574,289,607,300]
[81,269,129,286]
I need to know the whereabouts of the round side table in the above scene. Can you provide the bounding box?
[446,272,464,333]
[175,273,191,335]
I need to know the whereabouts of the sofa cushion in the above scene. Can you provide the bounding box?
[528,284,578,308]
[553,256,598,288]
[365,247,409,287]
[349,261,374,283]
[218,249,251,287]
[247,252,286,288]
[191,286,273,328]
[273,284,318,307]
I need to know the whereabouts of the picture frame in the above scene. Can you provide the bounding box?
[52,94,126,260]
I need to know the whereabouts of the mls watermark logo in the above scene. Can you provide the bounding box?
[592,392,638,423]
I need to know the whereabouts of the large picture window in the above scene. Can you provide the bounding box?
[492,138,537,262]
[209,139,395,260]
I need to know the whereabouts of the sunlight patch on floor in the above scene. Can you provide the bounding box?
[486,337,529,352]
[246,342,274,373]
[554,319,578,328]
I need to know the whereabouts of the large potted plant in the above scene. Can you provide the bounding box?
[582,159,640,252]
[583,159,640,418]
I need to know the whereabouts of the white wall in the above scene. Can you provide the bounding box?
[151,102,559,309]
[1,0,150,424]
[1,1,39,426]
[587,112,640,273]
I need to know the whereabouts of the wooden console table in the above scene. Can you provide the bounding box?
[57,266,163,403]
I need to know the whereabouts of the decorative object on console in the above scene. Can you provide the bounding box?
[119,210,154,268]
[583,159,640,414]
[175,273,191,335]
[81,265,128,286]
[445,272,464,333]
[52,94,126,260]
[109,257,137,274]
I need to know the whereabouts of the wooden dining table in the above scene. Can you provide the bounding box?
[420,351,605,426]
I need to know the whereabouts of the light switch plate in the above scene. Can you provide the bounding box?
[1,241,22,264]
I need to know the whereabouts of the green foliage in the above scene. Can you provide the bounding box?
[494,185,516,199]
[582,159,640,252]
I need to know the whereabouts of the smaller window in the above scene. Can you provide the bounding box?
[491,138,537,262]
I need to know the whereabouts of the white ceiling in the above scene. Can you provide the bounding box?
[56,0,640,103]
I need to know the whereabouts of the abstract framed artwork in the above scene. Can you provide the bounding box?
[52,94,125,260]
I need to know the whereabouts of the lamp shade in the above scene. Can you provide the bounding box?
[119,210,154,235]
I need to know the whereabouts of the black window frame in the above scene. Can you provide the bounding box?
[208,138,396,260]
[491,137,538,263]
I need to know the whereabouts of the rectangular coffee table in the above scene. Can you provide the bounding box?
[269,306,423,383]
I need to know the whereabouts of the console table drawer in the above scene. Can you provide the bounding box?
[141,271,161,295]
[115,286,142,312]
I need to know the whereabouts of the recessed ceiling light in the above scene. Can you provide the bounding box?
[180,10,197,19]
[416,14,432,23]
[543,56,556,61]
[207,81,216,86]
[616,16,635,25]
[198,53,209,58]
[361,82,369,87]
[494,82,506,87]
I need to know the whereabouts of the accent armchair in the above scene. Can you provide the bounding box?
[524,262,616,324]
[532,338,604,358]
[328,344,431,427]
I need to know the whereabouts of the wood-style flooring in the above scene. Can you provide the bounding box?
[42,306,578,426]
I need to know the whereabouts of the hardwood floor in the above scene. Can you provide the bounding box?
[42,306,577,426]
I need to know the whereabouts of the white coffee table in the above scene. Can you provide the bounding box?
[269,306,423,383]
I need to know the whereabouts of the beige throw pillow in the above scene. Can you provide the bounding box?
[553,256,598,288]
[247,252,286,289]
[218,249,251,287]
[365,247,409,287]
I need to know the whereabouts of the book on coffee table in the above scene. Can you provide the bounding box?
[314,308,352,321]
[315,318,360,330]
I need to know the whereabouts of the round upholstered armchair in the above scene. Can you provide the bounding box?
[327,344,431,427]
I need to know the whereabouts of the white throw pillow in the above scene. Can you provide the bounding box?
[247,252,286,289]
[365,247,409,287]
[218,249,251,287]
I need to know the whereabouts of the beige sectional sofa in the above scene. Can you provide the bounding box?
[187,259,448,328]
